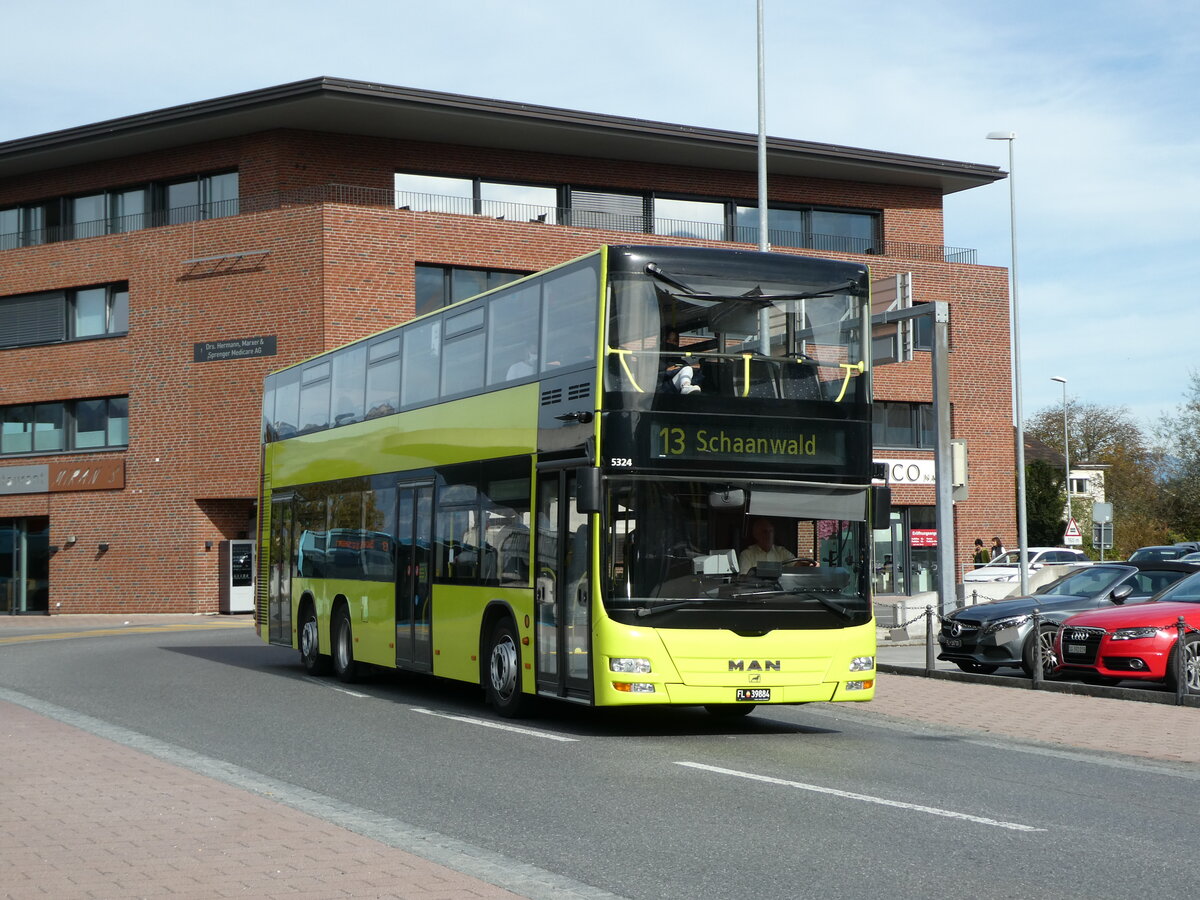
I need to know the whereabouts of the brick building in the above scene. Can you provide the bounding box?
[0,77,1012,614]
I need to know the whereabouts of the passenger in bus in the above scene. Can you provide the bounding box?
[738,518,793,572]
[506,346,538,379]
[660,330,702,394]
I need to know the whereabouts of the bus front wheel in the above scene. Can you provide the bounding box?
[485,619,531,718]
[299,605,331,676]
[332,606,359,684]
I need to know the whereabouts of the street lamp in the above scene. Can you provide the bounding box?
[987,130,1030,595]
[1051,376,1070,524]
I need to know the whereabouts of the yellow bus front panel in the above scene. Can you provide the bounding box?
[592,615,876,707]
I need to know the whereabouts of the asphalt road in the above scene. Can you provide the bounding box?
[1,621,1194,900]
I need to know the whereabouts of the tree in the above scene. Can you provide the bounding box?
[1156,370,1200,540]
[1025,459,1066,546]
[1026,398,1164,557]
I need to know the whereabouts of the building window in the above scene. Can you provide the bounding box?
[735,205,878,253]
[0,396,129,456]
[414,264,526,317]
[1,171,237,249]
[165,171,239,225]
[0,282,129,349]
[392,171,880,255]
[395,173,559,223]
[873,401,935,449]
[655,198,726,241]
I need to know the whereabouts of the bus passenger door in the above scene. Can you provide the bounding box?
[535,469,592,701]
[396,482,434,671]
[268,495,293,646]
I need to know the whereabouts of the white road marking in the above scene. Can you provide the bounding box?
[676,761,1046,832]
[301,677,370,698]
[410,707,579,742]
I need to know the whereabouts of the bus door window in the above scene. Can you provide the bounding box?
[268,495,293,645]
[396,482,434,670]
[534,469,593,698]
[563,472,590,682]
[535,475,559,685]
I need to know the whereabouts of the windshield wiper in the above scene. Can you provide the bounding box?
[635,599,710,618]
[806,594,858,621]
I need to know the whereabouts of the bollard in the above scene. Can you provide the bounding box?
[925,605,935,675]
[1031,607,1043,690]
[1176,616,1188,706]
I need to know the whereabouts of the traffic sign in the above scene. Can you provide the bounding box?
[1064,517,1083,546]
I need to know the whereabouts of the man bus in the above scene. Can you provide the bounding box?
[257,245,887,716]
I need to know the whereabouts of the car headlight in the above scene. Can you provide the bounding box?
[982,615,1029,634]
[1110,627,1160,641]
[609,657,652,674]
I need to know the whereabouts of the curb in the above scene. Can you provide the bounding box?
[879,663,1200,709]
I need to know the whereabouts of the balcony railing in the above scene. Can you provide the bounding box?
[1,187,977,264]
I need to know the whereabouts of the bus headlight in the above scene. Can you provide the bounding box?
[849,656,874,672]
[612,682,656,693]
[845,680,874,691]
[610,658,652,673]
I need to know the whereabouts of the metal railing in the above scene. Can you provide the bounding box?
[0,199,241,249]
[1,185,978,264]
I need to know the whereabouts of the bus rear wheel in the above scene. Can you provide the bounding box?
[485,619,530,718]
[332,606,359,684]
[299,605,331,676]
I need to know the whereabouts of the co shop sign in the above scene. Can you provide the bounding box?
[877,459,936,485]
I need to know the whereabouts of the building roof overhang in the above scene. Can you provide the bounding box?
[0,77,1004,195]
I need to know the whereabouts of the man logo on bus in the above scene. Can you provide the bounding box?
[728,660,781,671]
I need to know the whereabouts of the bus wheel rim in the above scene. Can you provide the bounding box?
[301,618,318,658]
[490,636,518,699]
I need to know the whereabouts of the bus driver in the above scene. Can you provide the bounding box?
[738,518,793,572]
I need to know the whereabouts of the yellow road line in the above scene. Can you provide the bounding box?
[0,620,253,645]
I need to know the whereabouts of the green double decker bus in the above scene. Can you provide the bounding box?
[257,245,887,716]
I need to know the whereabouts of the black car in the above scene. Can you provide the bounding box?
[1128,545,1193,561]
[938,561,1199,678]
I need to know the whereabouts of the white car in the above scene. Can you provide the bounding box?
[963,547,1089,583]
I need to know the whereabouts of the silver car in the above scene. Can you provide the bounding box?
[938,562,1198,677]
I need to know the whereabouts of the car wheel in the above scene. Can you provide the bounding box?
[485,618,531,718]
[1021,625,1059,679]
[704,704,756,717]
[953,661,999,674]
[332,606,359,684]
[299,604,331,676]
[1165,634,1200,694]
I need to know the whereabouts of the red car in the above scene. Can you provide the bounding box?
[1055,570,1200,692]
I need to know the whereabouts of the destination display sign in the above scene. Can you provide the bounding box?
[648,418,848,466]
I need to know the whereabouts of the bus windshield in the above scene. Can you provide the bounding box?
[606,257,867,404]
[604,478,871,628]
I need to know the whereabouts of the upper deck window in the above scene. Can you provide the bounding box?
[605,254,868,405]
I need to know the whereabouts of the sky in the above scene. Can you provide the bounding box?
[3,0,1198,437]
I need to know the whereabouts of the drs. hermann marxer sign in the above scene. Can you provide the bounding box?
[194,335,277,363]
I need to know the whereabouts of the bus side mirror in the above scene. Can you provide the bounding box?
[871,486,891,528]
[576,468,602,514]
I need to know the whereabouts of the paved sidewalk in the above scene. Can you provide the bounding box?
[0,700,525,900]
[865,671,1200,765]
